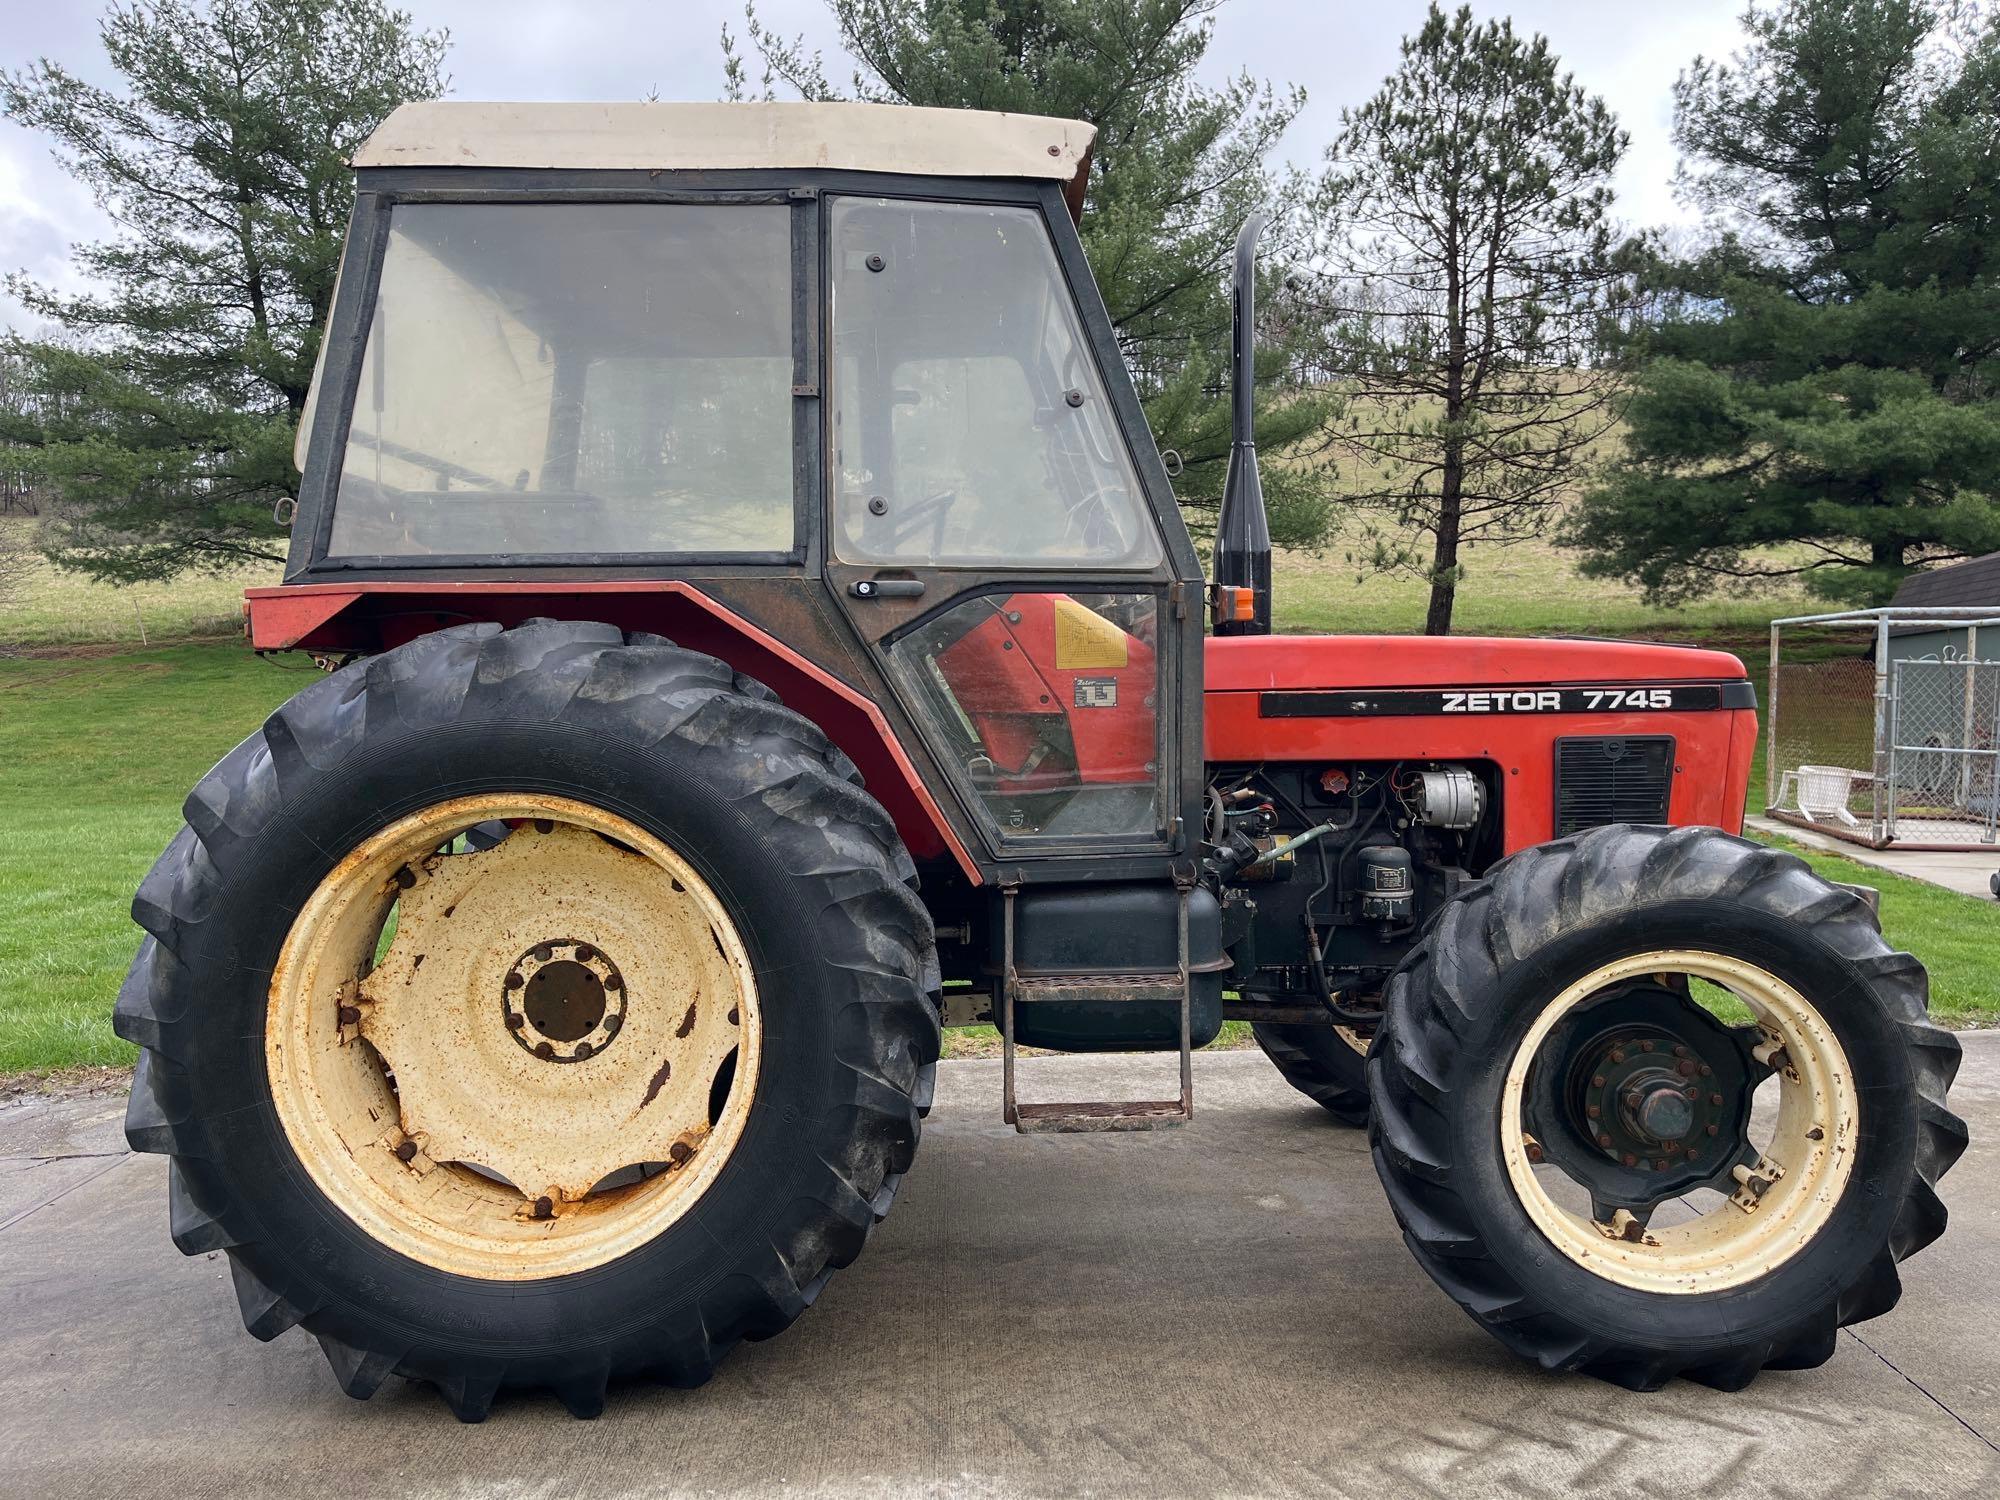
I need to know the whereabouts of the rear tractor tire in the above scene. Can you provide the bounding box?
[117,620,940,1420]
[1252,1021,1372,1126]
[1369,823,1966,1391]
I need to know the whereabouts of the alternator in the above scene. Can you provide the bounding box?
[1414,767,1485,830]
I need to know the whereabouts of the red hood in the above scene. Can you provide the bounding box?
[1204,634,1748,693]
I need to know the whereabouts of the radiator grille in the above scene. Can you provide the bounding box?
[1554,736,1675,837]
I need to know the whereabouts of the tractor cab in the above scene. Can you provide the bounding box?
[280,100,1203,879]
[268,101,1219,1126]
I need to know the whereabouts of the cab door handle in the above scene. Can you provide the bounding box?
[850,578,926,600]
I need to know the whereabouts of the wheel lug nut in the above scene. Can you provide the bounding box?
[575,944,595,962]
[1640,1040,1654,1053]
[1609,1049,1626,1065]
[394,1140,417,1163]
[1706,1123,1720,1136]
[1586,1104,1602,1120]
[1686,1147,1700,1161]
[534,819,554,834]
[534,1041,555,1059]
[1673,1045,1690,1060]
[1591,1074,1606,1088]
[1622,1153,1637,1167]
[1710,1093,1724,1106]
[573,1042,593,1061]
[394,866,416,890]
[505,973,524,991]
[505,1011,525,1029]
[1597,1133,1613,1149]
[532,1196,554,1219]
[605,974,622,992]
[532,944,552,962]
[603,1014,621,1033]
[1699,1063,1712,1077]
[337,1005,360,1026]
[1654,1159,1670,1171]
[1677,1060,1697,1077]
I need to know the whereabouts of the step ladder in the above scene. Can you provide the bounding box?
[999,885,1194,1133]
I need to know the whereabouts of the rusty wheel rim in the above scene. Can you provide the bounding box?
[1499,950,1856,1295]
[266,793,763,1279]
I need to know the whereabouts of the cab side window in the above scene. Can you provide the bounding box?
[827,197,1159,569]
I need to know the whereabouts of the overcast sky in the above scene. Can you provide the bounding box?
[0,0,1752,333]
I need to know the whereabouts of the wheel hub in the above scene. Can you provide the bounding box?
[507,941,626,1061]
[1534,988,1755,1202]
[1629,1075,1695,1142]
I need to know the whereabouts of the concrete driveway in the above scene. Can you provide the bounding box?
[3,1042,1996,1500]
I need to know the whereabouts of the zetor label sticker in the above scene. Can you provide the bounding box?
[1260,683,1738,718]
[1073,678,1119,709]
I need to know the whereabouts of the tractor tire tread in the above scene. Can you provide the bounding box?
[117,620,941,1420]
[1369,823,1966,1392]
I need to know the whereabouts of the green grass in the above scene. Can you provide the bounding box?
[0,644,304,1072]
[1756,833,2000,1030]
[0,503,1991,1080]
[2,637,1994,1080]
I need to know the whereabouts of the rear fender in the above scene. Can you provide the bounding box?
[244,581,978,880]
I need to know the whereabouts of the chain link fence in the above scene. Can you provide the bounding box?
[1767,608,2000,848]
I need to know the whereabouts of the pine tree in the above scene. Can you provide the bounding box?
[1307,3,1628,635]
[0,0,448,582]
[723,0,1338,548]
[1566,0,2000,606]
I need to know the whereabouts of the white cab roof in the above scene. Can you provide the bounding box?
[353,101,1095,184]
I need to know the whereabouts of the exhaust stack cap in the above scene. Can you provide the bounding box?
[1212,212,1271,637]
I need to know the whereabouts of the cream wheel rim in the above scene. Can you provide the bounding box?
[266,793,762,1280]
[1499,950,1856,1295]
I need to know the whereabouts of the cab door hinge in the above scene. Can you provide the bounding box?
[1168,582,1188,621]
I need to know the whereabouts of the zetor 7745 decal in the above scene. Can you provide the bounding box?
[120,101,1962,1423]
[1260,680,1753,716]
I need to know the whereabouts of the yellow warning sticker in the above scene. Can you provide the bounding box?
[1053,598,1129,671]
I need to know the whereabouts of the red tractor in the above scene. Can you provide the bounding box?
[121,102,1965,1420]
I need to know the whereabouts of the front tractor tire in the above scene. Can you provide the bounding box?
[116,620,940,1420]
[1369,823,1966,1391]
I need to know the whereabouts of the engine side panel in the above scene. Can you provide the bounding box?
[1204,634,1757,850]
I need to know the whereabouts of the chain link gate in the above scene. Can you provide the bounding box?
[1886,657,2000,845]
[1767,606,2000,848]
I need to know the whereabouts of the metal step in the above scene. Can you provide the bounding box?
[1012,1099,1190,1133]
[999,887,1194,1134]
[1010,973,1186,1005]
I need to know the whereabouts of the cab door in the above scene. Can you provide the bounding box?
[819,190,1204,874]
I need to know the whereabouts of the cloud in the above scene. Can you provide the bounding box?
[0,0,1749,335]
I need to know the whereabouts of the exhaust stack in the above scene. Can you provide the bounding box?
[1212,212,1271,637]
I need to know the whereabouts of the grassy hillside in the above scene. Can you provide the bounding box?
[0,507,1814,650]
[1273,533,1814,638]
[0,515,279,648]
